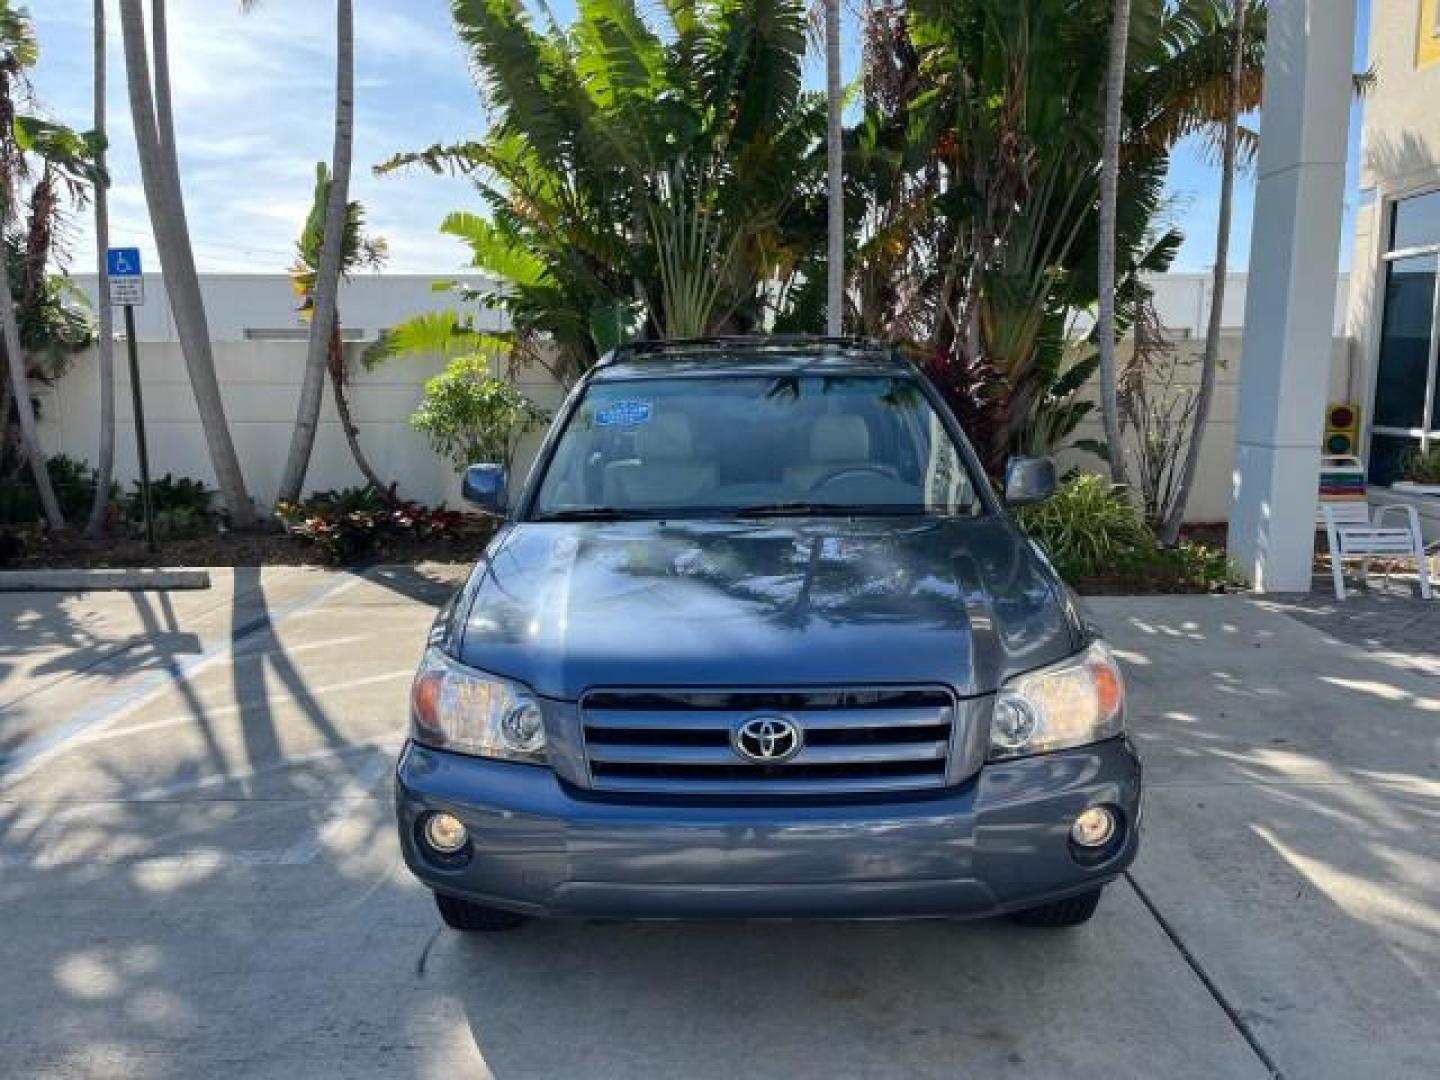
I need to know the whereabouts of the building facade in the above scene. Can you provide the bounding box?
[1347,0,1440,483]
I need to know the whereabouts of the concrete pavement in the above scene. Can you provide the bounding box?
[0,573,1434,1078]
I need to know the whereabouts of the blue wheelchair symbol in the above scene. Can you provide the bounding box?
[107,248,142,277]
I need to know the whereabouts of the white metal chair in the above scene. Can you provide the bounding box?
[1316,455,1432,600]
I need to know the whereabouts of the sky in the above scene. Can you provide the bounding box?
[31,0,1371,279]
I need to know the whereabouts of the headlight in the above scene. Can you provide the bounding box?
[989,641,1125,760]
[410,648,547,765]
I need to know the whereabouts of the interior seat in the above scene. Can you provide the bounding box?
[784,415,875,491]
[602,413,717,507]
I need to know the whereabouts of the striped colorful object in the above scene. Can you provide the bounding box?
[1319,459,1367,502]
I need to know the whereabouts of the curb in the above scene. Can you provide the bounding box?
[0,568,212,592]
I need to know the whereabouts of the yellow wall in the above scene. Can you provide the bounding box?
[1419,0,1440,68]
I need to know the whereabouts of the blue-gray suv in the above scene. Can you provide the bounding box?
[396,338,1141,931]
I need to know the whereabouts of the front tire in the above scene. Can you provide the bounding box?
[433,891,527,932]
[1008,886,1103,927]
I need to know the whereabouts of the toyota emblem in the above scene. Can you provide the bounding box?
[733,716,803,763]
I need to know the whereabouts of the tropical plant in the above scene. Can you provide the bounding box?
[409,356,545,472]
[851,0,1267,474]
[125,472,214,537]
[375,0,827,384]
[0,0,104,531]
[0,453,115,526]
[287,163,390,496]
[276,486,464,564]
[86,0,115,536]
[1015,473,1152,579]
[118,0,255,526]
[276,0,355,506]
[1118,304,1198,527]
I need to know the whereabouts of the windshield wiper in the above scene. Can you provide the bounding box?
[731,502,863,517]
[535,507,645,521]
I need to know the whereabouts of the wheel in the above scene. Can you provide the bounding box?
[433,891,527,932]
[1007,886,1103,927]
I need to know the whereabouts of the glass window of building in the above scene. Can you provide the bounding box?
[1370,190,1440,483]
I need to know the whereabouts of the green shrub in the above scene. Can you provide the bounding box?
[1111,541,1239,594]
[1403,445,1440,485]
[410,358,546,471]
[0,455,118,526]
[126,474,215,538]
[1014,474,1152,579]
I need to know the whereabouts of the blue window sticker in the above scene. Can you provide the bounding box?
[595,400,653,428]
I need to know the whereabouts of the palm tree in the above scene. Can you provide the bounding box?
[825,0,843,335]
[85,0,115,536]
[117,0,255,526]
[1159,0,1248,544]
[377,0,824,384]
[1096,0,1132,488]
[276,0,354,505]
[288,164,390,497]
[0,0,101,532]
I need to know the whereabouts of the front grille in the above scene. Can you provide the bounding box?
[579,687,959,796]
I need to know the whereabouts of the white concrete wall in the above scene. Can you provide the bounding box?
[1059,335,1351,523]
[36,341,565,511]
[73,271,1348,344]
[67,273,498,343]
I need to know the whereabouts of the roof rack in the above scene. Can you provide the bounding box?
[596,335,891,366]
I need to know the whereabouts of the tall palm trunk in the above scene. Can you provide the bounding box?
[326,321,389,496]
[1160,0,1247,544]
[824,0,843,336]
[151,0,183,197]
[277,0,354,505]
[86,0,116,536]
[118,0,254,526]
[1,251,63,530]
[1096,0,1131,487]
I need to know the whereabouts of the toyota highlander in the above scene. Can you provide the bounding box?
[395,337,1142,931]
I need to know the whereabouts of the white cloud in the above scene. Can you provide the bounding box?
[30,0,483,276]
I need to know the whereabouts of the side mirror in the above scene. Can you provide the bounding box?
[1004,455,1057,506]
[461,464,507,514]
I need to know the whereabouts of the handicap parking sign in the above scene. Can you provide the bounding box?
[106,247,145,306]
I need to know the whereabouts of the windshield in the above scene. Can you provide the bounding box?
[531,374,983,519]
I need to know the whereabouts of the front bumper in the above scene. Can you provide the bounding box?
[395,736,1141,920]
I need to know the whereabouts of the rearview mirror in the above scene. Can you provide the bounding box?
[461,464,507,514]
[1004,456,1057,506]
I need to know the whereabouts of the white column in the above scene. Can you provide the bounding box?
[1227,0,1356,592]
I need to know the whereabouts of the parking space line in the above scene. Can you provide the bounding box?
[0,571,272,714]
[0,571,368,786]
[74,668,412,748]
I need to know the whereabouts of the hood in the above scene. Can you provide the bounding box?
[454,517,1079,701]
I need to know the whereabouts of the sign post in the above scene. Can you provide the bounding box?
[107,248,155,552]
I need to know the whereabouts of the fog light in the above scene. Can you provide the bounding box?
[1071,806,1117,848]
[422,812,468,854]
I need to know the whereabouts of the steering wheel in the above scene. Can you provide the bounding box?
[807,464,897,491]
